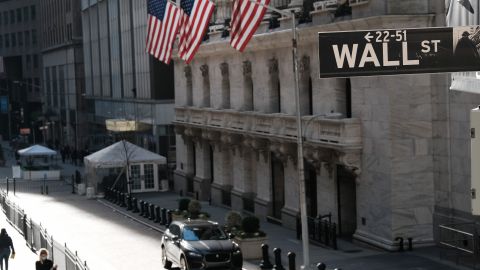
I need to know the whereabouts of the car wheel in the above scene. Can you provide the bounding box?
[180,256,189,270]
[161,246,172,269]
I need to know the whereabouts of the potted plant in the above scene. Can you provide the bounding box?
[171,198,190,221]
[187,200,210,220]
[232,216,267,259]
[224,211,242,233]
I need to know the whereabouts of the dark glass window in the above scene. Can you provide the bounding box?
[3,11,7,25]
[5,34,9,48]
[10,33,15,47]
[30,6,36,21]
[33,55,38,68]
[18,32,23,47]
[23,7,29,22]
[24,31,30,46]
[16,8,21,23]
[32,29,37,45]
[9,10,14,24]
[0,36,3,48]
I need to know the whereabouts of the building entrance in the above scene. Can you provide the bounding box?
[271,155,285,220]
[337,165,357,238]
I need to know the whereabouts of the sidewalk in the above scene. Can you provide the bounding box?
[0,212,38,269]
[0,140,472,270]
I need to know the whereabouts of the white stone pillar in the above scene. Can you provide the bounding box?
[194,140,212,200]
[255,150,272,218]
[282,157,299,229]
[231,147,253,211]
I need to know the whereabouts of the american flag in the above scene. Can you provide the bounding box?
[146,0,181,64]
[178,0,215,63]
[230,0,271,52]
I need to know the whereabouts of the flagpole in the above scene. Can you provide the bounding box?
[245,1,311,269]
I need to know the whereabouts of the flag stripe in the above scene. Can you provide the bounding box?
[230,0,271,52]
[178,0,215,63]
[146,0,181,64]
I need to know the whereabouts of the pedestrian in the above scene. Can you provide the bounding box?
[35,248,57,270]
[0,228,15,270]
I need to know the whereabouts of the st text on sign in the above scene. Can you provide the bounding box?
[318,26,480,78]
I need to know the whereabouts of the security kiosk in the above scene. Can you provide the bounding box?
[472,107,480,215]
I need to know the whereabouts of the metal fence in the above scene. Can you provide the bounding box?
[0,190,90,270]
[296,214,338,250]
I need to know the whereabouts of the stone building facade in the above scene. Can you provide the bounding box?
[173,0,480,250]
[40,0,86,150]
[80,0,176,161]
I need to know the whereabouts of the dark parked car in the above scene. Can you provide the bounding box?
[161,220,243,270]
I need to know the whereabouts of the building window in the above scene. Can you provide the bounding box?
[24,31,30,47]
[10,33,15,47]
[131,165,141,190]
[30,6,36,21]
[0,13,2,26]
[0,36,3,49]
[23,7,28,22]
[33,55,38,68]
[144,164,154,189]
[27,79,33,92]
[9,10,14,24]
[16,8,21,23]
[66,0,71,12]
[34,78,40,92]
[32,29,37,45]
[5,34,9,48]
[3,11,7,25]
[26,55,31,69]
[18,32,23,47]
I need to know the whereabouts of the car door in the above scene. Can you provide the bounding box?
[166,224,181,263]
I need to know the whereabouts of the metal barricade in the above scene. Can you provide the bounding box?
[0,188,91,270]
[437,222,478,268]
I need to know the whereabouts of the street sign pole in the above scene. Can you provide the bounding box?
[246,1,311,268]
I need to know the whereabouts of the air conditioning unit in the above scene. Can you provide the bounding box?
[471,106,480,215]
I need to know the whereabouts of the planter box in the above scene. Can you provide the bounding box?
[233,236,268,260]
[171,213,187,221]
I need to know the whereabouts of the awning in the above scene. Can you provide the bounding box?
[18,145,57,157]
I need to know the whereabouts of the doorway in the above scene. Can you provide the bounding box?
[271,154,285,220]
[337,165,357,238]
[305,162,318,217]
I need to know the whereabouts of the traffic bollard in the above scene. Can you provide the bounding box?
[127,195,132,211]
[149,204,155,220]
[132,198,139,213]
[160,208,167,225]
[287,252,295,270]
[139,200,145,216]
[273,248,284,270]
[155,206,161,223]
[143,203,150,218]
[167,210,172,226]
[395,237,404,252]
[316,263,326,270]
[46,185,48,195]
[260,244,273,269]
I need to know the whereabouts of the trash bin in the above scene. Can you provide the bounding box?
[86,187,95,199]
[77,183,86,195]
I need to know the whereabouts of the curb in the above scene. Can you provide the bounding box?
[97,199,165,234]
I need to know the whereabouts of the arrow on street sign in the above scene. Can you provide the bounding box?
[364,32,373,42]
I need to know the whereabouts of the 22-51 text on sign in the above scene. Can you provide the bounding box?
[318,26,480,78]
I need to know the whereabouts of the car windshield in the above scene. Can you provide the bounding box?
[182,226,228,241]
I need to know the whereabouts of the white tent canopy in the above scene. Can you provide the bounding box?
[84,140,166,168]
[18,145,57,157]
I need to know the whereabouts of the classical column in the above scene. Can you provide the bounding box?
[211,135,234,206]
[242,60,254,111]
[267,58,280,113]
[184,66,193,106]
[220,62,231,109]
[193,137,212,201]
[298,55,311,115]
[254,148,272,218]
[282,156,300,230]
[200,64,211,107]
